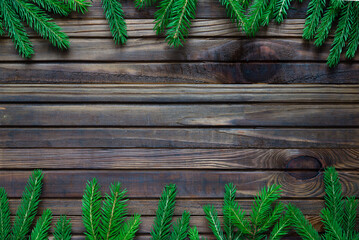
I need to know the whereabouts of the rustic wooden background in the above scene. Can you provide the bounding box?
[0,0,359,239]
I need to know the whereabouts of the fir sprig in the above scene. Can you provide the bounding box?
[30,0,69,15]
[274,0,292,23]
[246,0,269,36]
[165,0,197,47]
[102,0,127,45]
[118,214,142,240]
[169,211,191,240]
[30,209,53,240]
[66,0,92,14]
[0,188,10,240]
[303,0,326,39]
[218,0,246,31]
[154,0,175,35]
[150,184,177,240]
[203,205,226,240]
[53,215,72,240]
[11,170,44,240]
[346,5,359,59]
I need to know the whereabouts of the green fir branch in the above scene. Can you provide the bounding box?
[1,0,34,58]
[135,0,157,9]
[261,0,276,26]
[225,201,251,235]
[268,214,291,240]
[11,170,44,240]
[342,197,358,238]
[65,0,92,14]
[30,0,69,16]
[246,0,269,36]
[150,184,177,240]
[287,203,320,240]
[274,0,292,23]
[165,0,197,47]
[0,19,4,36]
[118,214,142,240]
[169,211,190,240]
[320,208,346,240]
[82,178,102,240]
[314,5,339,47]
[11,0,70,49]
[257,202,284,234]
[203,205,225,240]
[30,209,53,240]
[54,215,72,240]
[153,0,175,34]
[223,183,237,240]
[327,2,355,67]
[346,3,359,59]
[303,0,326,39]
[100,182,128,240]
[102,0,127,45]
[0,188,10,240]
[218,0,246,30]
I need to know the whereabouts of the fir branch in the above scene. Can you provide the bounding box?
[287,203,320,240]
[327,2,356,68]
[249,184,282,235]
[203,205,225,240]
[82,178,102,240]
[0,19,4,36]
[100,182,128,240]
[153,0,175,35]
[225,201,251,236]
[135,0,157,9]
[165,0,197,47]
[65,0,92,14]
[1,0,34,58]
[218,0,246,30]
[53,215,72,240]
[342,196,358,238]
[246,0,269,36]
[118,214,141,240]
[274,0,292,23]
[261,0,276,27]
[102,0,127,45]
[150,184,177,240]
[189,226,200,240]
[11,170,43,240]
[268,214,291,240]
[346,3,359,59]
[257,202,284,234]
[29,209,53,240]
[169,211,190,240]
[320,208,346,240]
[223,183,236,240]
[314,5,338,47]
[30,0,69,16]
[303,0,326,39]
[0,188,10,240]
[11,0,70,49]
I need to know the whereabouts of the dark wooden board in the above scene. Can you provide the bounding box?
[2,171,359,198]
[1,63,358,84]
[1,38,356,62]
[1,85,358,103]
[1,128,358,148]
[1,149,357,170]
[0,104,358,127]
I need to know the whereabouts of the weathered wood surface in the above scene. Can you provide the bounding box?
[1,149,358,169]
[1,85,358,103]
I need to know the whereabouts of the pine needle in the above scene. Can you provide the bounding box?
[189,226,200,240]
[261,0,276,26]
[0,0,34,58]
[342,197,358,237]
[303,0,326,39]
[314,5,339,47]
[346,3,359,59]
[82,178,102,240]
[11,0,70,49]
[29,209,53,240]
[53,215,72,240]
[320,208,346,240]
[268,214,291,240]
[165,0,197,47]
[203,205,226,240]
[0,188,10,240]
[223,183,237,240]
[150,184,177,240]
[274,0,292,23]
[154,0,175,35]
[246,0,269,36]
[118,214,142,240]
[11,170,44,240]
[218,0,246,30]
[327,2,355,67]
[287,203,320,240]
[102,0,127,45]
[257,202,284,234]
[169,211,190,240]
[100,182,128,240]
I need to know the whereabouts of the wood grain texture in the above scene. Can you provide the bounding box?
[1,149,357,170]
[0,104,358,127]
[1,38,357,62]
[1,85,359,103]
[1,63,358,84]
[1,128,358,148]
[2,171,359,198]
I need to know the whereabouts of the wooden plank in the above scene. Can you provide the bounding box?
[1,149,357,170]
[64,0,308,19]
[1,38,357,62]
[6,199,332,216]
[1,63,358,84]
[42,19,307,38]
[2,171,359,198]
[1,84,359,103]
[1,104,358,127]
[1,128,358,148]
